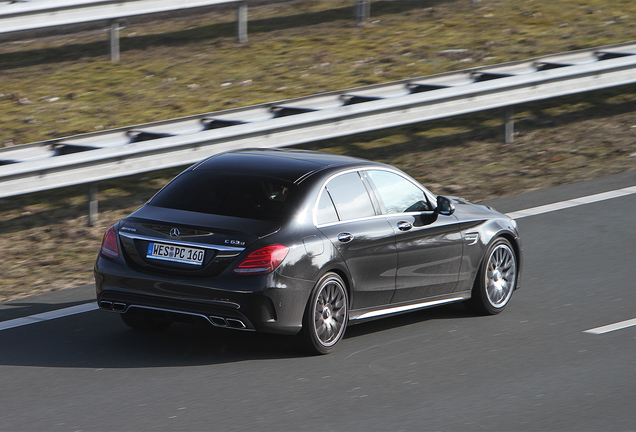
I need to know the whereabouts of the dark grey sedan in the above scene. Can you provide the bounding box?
[95,149,522,354]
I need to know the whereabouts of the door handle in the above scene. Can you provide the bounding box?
[337,233,354,243]
[397,221,413,231]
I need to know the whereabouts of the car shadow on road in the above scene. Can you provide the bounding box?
[0,301,477,368]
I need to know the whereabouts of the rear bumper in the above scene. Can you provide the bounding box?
[95,255,314,335]
[97,290,257,330]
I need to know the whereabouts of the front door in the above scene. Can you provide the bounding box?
[386,212,463,302]
[365,170,462,303]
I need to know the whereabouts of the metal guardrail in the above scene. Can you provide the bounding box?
[1,0,373,60]
[0,0,248,60]
[2,42,636,212]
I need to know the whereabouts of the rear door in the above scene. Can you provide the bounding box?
[315,171,397,309]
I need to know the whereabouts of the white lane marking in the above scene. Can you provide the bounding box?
[0,302,98,332]
[505,185,636,336]
[506,185,636,219]
[2,185,636,330]
[584,318,636,335]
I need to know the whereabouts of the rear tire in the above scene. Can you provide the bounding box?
[465,237,518,315]
[298,273,349,355]
[120,313,172,331]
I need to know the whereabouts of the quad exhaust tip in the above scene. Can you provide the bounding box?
[209,315,247,329]
[99,301,127,312]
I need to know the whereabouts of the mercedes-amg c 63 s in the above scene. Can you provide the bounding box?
[95,149,522,354]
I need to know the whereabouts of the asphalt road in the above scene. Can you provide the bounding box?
[1,170,635,432]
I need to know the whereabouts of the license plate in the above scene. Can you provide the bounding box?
[146,242,205,265]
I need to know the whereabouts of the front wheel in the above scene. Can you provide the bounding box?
[298,273,349,355]
[465,238,518,315]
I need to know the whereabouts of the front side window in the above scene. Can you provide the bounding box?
[325,172,376,221]
[367,170,431,214]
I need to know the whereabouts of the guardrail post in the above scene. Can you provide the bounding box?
[88,183,99,226]
[237,1,248,43]
[504,106,514,144]
[109,20,121,62]
[356,0,370,26]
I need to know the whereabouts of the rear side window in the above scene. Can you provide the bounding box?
[367,170,431,214]
[325,172,376,221]
[149,170,297,221]
[316,190,339,225]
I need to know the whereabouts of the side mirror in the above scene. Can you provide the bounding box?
[435,196,455,216]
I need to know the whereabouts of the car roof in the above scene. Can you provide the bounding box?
[191,148,375,183]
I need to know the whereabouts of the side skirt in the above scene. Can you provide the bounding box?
[348,291,471,324]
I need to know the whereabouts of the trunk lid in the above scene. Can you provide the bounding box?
[117,205,280,277]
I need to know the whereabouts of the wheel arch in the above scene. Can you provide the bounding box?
[475,214,523,289]
[318,266,353,309]
[493,230,523,289]
[298,268,350,354]
[465,231,520,315]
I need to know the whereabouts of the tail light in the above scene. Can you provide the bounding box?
[100,226,119,258]
[233,245,289,275]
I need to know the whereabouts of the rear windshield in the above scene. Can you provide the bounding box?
[148,170,298,221]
